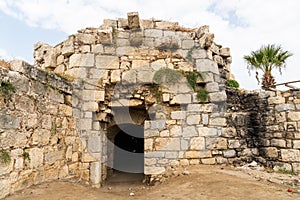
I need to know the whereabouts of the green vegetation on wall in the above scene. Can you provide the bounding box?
[0,81,16,96]
[226,79,239,90]
[153,68,208,103]
[0,150,11,164]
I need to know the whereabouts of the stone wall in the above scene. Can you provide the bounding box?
[0,61,86,198]
[1,12,300,198]
[31,12,233,183]
[225,89,300,173]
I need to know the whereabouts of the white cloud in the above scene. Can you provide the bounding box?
[0,0,299,89]
[0,48,12,60]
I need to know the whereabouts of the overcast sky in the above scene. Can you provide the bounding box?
[0,0,299,90]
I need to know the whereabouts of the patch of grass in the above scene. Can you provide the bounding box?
[186,71,204,91]
[226,79,239,90]
[0,81,16,96]
[197,88,208,102]
[22,152,31,162]
[0,150,11,164]
[153,68,183,85]
[278,168,294,175]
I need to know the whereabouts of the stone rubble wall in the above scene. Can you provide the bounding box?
[31,12,233,182]
[2,12,300,196]
[0,61,86,199]
[225,89,300,173]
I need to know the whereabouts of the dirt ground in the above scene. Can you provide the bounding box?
[5,165,300,200]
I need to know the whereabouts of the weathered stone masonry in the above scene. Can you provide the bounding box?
[1,12,300,199]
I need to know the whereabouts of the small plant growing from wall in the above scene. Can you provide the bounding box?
[0,150,11,164]
[22,152,31,162]
[153,68,183,85]
[0,81,16,97]
[197,88,209,102]
[226,79,239,90]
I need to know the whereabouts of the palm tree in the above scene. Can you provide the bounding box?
[244,44,293,90]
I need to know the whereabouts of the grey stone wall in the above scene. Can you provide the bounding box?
[225,89,300,173]
[0,61,85,199]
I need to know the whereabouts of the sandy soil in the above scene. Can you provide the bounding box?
[5,165,300,200]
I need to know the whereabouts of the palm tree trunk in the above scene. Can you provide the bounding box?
[262,72,276,90]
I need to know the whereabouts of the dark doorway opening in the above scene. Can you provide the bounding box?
[113,124,144,173]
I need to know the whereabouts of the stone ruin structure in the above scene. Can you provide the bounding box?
[1,12,300,198]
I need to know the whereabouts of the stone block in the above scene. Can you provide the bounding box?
[0,114,20,129]
[221,127,237,137]
[170,94,192,104]
[209,117,227,126]
[220,48,230,57]
[116,46,135,56]
[223,150,236,158]
[151,59,167,71]
[154,138,180,151]
[95,55,119,69]
[144,129,159,138]
[182,126,198,137]
[65,68,87,78]
[122,70,136,84]
[206,138,227,150]
[91,44,104,53]
[171,111,186,119]
[287,111,300,121]
[77,33,96,44]
[205,82,219,93]
[260,147,278,158]
[170,126,182,137]
[281,149,300,162]
[292,163,300,174]
[110,70,121,83]
[83,90,105,102]
[275,104,295,112]
[198,127,218,137]
[181,39,195,49]
[151,120,166,130]
[69,53,94,68]
[270,139,286,147]
[127,12,140,29]
[88,136,101,153]
[268,96,285,104]
[136,70,153,83]
[83,102,98,112]
[145,29,163,38]
[0,180,9,199]
[145,139,153,151]
[145,158,157,166]
[192,49,208,59]
[201,158,216,165]
[190,137,205,150]
[202,114,209,125]
[32,129,51,145]
[45,151,64,165]
[29,148,44,169]
[90,161,101,185]
[187,114,201,125]
[196,59,219,74]
[162,93,170,102]
[293,140,300,148]
[144,166,165,175]
[209,91,227,102]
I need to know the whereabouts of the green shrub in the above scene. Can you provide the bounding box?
[0,81,16,96]
[0,150,11,164]
[23,152,31,162]
[197,88,208,102]
[226,79,239,90]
